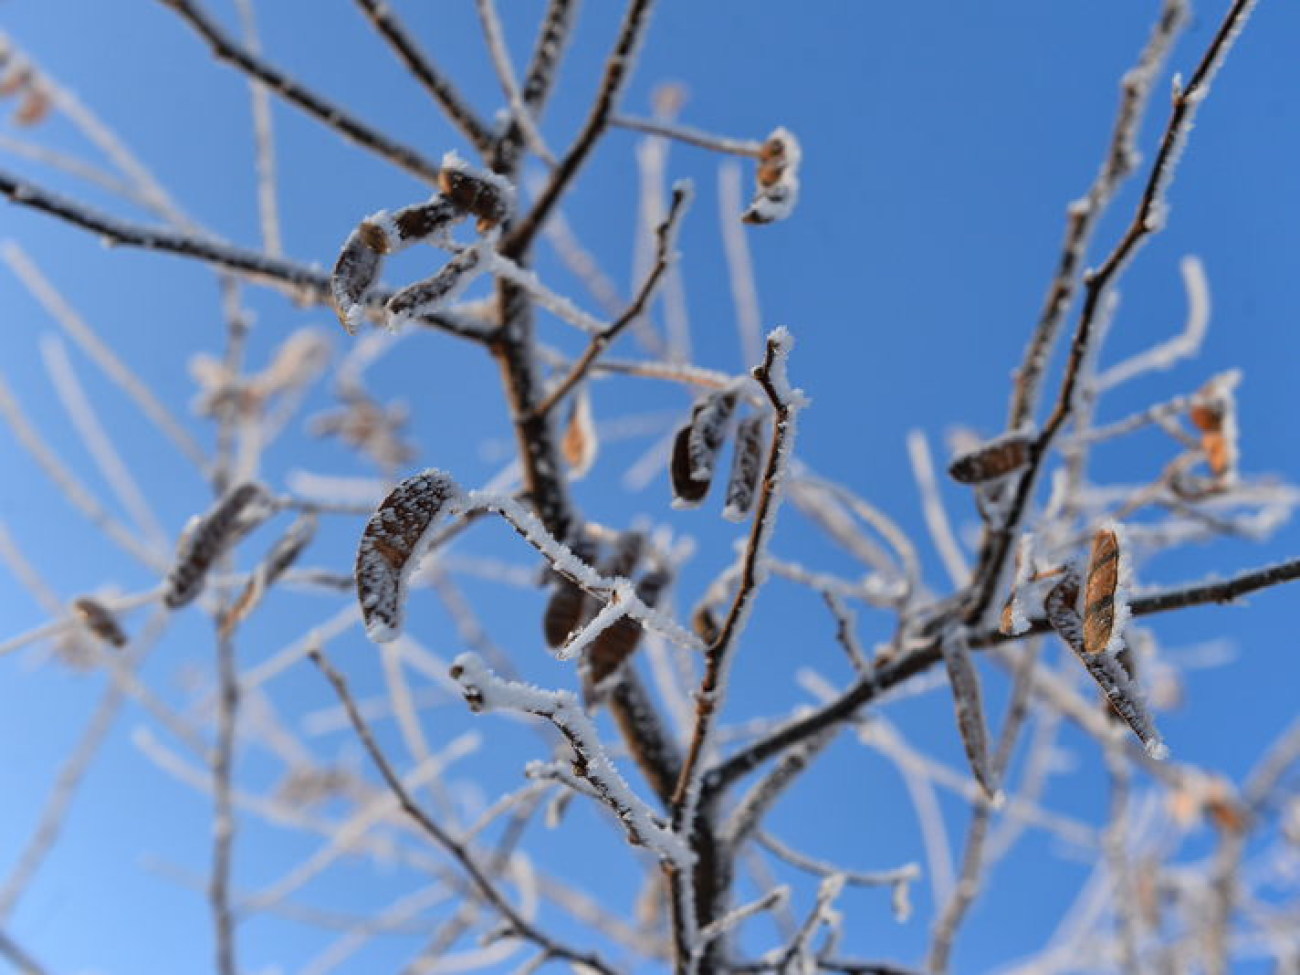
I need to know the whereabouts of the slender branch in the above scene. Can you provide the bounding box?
[1007,0,1188,429]
[157,0,442,182]
[211,628,240,975]
[310,647,618,975]
[967,0,1260,626]
[234,0,283,258]
[351,0,494,154]
[504,0,656,257]
[613,115,764,157]
[520,0,579,113]
[708,553,1300,794]
[0,929,50,975]
[533,182,689,418]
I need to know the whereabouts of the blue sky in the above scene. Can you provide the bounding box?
[2,1,1299,972]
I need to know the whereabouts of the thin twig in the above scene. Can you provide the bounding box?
[157,0,441,182]
[310,646,618,975]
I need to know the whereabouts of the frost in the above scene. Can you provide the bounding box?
[449,653,693,865]
[438,151,515,231]
[355,470,464,642]
[939,627,998,801]
[386,243,489,330]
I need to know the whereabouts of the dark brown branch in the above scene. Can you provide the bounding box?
[532,182,689,419]
[310,647,618,975]
[1007,0,1188,429]
[521,0,579,113]
[156,0,442,183]
[0,929,49,975]
[503,0,656,257]
[608,669,683,807]
[351,0,495,154]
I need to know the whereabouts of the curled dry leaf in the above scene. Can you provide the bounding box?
[385,245,485,325]
[71,596,127,648]
[670,390,739,508]
[356,470,463,642]
[939,629,998,802]
[743,127,801,225]
[948,432,1033,484]
[723,414,768,522]
[561,385,598,479]
[1083,526,1125,656]
[438,151,514,232]
[331,229,384,334]
[1189,370,1241,483]
[165,483,273,609]
[223,512,318,633]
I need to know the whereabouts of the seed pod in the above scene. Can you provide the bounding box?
[1078,648,1167,760]
[670,390,738,507]
[948,433,1032,484]
[72,597,127,648]
[331,229,384,334]
[165,483,272,609]
[1044,565,1084,654]
[356,470,462,642]
[1189,371,1240,482]
[692,604,720,645]
[670,422,710,506]
[542,535,599,649]
[940,629,997,802]
[224,513,318,633]
[438,152,514,232]
[1083,527,1123,656]
[588,569,671,688]
[723,414,768,522]
[743,128,802,225]
[561,386,598,479]
[385,246,484,324]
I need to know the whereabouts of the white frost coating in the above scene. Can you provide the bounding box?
[450,653,693,865]
[939,627,997,801]
[1098,255,1210,390]
[483,252,608,335]
[743,128,802,225]
[463,491,706,653]
[1007,532,1036,636]
[555,583,629,662]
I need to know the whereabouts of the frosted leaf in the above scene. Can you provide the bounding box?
[261,328,332,394]
[1078,644,1168,760]
[386,245,486,326]
[723,414,768,522]
[165,483,273,609]
[356,470,463,642]
[689,390,739,481]
[948,431,1033,484]
[1189,370,1242,484]
[1084,523,1131,658]
[72,596,127,648]
[367,197,462,255]
[939,629,998,801]
[743,127,802,225]
[438,151,515,232]
[560,385,598,479]
[330,228,383,334]
[670,422,709,508]
[1045,564,1084,654]
[224,512,318,632]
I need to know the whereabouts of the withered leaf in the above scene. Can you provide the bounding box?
[561,386,598,479]
[356,470,462,642]
[72,597,127,648]
[948,433,1032,484]
[1083,528,1121,655]
[165,483,272,610]
[723,414,768,522]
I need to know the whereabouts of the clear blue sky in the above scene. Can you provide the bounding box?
[2,1,1299,972]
